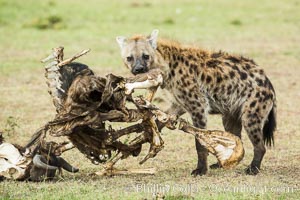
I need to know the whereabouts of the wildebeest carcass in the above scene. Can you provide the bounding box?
[39,47,173,175]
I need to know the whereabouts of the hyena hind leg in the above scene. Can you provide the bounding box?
[222,114,242,138]
[242,100,274,175]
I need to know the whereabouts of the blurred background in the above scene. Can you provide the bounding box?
[0,0,299,199]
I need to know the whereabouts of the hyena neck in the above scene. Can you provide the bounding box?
[156,39,210,71]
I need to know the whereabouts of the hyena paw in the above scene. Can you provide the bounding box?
[209,163,222,169]
[191,167,207,176]
[245,165,260,175]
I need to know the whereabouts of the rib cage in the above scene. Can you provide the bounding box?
[43,48,94,113]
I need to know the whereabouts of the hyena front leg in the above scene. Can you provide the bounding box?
[180,92,209,176]
[191,107,208,176]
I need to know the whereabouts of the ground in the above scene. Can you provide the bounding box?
[0,0,300,199]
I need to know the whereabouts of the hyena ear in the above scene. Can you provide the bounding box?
[147,29,159,49]
[116,36,127,50]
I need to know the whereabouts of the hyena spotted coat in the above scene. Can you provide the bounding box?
[116,30,276,175]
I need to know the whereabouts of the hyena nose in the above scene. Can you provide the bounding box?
[132,66,146,74]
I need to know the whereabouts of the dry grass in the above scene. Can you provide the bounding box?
[1,0,300,199]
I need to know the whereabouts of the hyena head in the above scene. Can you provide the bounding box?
[116,30,159,75]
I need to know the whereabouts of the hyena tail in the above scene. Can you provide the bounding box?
[263,103,276,146]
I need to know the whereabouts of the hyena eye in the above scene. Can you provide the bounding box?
[126,56,133,62]
[142,54,149,60]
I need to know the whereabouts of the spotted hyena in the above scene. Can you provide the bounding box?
[116,30,276,175]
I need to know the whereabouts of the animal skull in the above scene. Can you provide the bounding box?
[0,142,79,181]
[0,143,31,180]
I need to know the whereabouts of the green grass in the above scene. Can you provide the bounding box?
[1,0,300,199]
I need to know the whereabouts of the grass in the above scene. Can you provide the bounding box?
[0,0,300,199]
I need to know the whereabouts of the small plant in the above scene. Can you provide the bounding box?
[4,116,19,136]
[25,15,66,30]
[130,2,152,7]
[48,1,56,6]
[230,19,243,26]
[162,17,175,25]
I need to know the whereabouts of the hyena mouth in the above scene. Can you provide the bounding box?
[132,66,149,75]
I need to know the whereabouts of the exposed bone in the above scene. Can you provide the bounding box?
[57,49,90,67]
[146,87,159,102]
[45,62,59,70]
[0,143,31,180]
[125,74,162,94]
[0,132,79,181]
[95,167,156,176]
[54,142,75,155]
[178,120,244,168]
[139,116,164,165]
[94,150,156,176]
[41,46,64,63]
[125,69,163,102]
